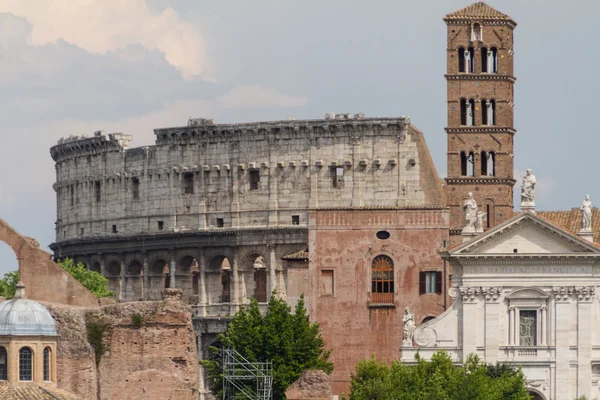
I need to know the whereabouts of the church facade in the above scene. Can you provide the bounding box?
[401,198,600,400]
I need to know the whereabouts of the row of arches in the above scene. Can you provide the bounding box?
[460,151,496,177]
[458,47,498,73]
[460,99,496,126]
[0,346,52,382]
[89,252,272,303]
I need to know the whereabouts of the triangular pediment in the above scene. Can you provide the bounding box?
[451,212,600,255]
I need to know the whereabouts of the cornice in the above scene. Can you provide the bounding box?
[456,257,598,266]
[445,177,515,185]
[445,74,516,83]
[445,127,516,135]
[444,19,517,29]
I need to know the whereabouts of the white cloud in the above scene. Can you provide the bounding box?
[0,0,211,79]
[217,85,308,109]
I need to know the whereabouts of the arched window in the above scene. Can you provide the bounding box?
[467,152,475,177]
[460,99,467,125]
[490,48,498,73]
[471,23,482,42]
[422,316,435,324]
[487,152,496,176]
[489,100,496,125]
[481,99,488,124]
[481,151,488,176]
[458,47,466,72]
[43,347,51,381]
[460,151,467,176]
[371,255,394,304]
[19,347,33,381]
[467,47,475,72]
[483,199,495,228]
[468,99,475,126]
[0,347,7,381]
[481,47,488,72]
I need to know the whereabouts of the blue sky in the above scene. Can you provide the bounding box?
[0,0,598,273]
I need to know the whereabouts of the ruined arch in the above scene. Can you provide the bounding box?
[125,260,143,301]
[208,255,232,304]
[242,252,268,303]
[148,258,168,300]
[176,255,196,301]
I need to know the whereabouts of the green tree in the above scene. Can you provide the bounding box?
[202,294,333,400]
[349,351,530,400]
[0,271,19,298]
[57,258,114,298]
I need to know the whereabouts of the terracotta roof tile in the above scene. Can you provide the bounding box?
[536,207,600,245]
[0,384,84,400]
[444,2,513,22]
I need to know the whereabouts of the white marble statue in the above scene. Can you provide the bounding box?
[474,211,487,233]
[462,192,478,233]
[520,169,536,207]
[402,307,415,346]
[253,255,266,269]
[581,194,593,232]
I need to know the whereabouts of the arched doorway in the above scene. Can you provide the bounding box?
[527,390,545,400]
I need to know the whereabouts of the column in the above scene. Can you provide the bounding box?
[232,255,240,307]
[278,268,287,301]
[508,307,515,345]
[240,274,247,305]
[119,256,125,302]
[484,300,500,363]
[540,305,546,346]
[142,253,149,301]
[577,291,593,398]
[199,254,207,317]
[269,246,278,297]
[555,297,571,399]
[169,251,176,289]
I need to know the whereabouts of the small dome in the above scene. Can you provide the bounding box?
[0,298,57,337]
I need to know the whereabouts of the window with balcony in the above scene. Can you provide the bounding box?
[371,255,394,304]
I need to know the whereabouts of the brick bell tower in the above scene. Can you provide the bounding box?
[443,2,517,245]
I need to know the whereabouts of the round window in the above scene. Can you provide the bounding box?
[376,230,390,240]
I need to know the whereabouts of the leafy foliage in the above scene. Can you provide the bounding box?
[349,351,531,400]
[202,294,333,400]
[85,318,107,365]
[0,271,19,298]
[57,258,114,298]
[131,313,145,327]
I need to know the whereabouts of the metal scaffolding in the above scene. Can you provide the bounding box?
[222,348,273,400]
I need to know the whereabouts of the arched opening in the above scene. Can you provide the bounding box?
[481,151,488,176]
[242,253,268,303]
[371,255,394,304]
[487,152,495,176]
[490,47,498,73]
[460,99,467,125]
[19,347,33,381]
[0,347,7,381]
[471,23,482,42]
[458,47,466,72]
[527,390,545,400]
[422,316,435,324]
[460,151,467,176]
[149,259,168,300]
[208,256,232,304]
[467,47,475,72]
[468,99,475,126]
[0,242,18,296]
[106,261,121,300]
[481,99,488,125]
[43,347,51,381]
[467,152,475,177]
[193,273,199,295]
[483,199,495,229]
[177,255,195,301]
[481,47,488,72]
[90,262,101,273]
[125,260,143,301]
[489,100,496,125]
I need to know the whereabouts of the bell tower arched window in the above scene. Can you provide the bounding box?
[482,100,488,124]
[371,255,394,304]
[460,151,467,176]
[468,99,475,126]
[467,152,474,177]
[481,151,488,175]
[489,100,496,125]
[490,47,498,73]
[481,47,488,72]
[458,47,466,72]
[467,47,475,73]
